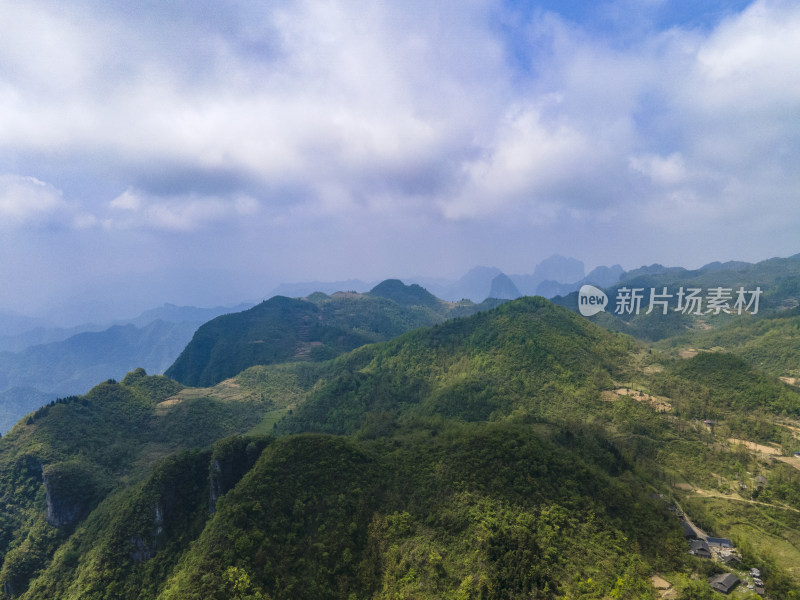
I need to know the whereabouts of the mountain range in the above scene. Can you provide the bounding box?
[0,252,800,598]
[166,280,503,388]
[0,304,251,434]
[265,255,625,303]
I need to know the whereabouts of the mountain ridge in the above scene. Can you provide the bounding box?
[2,293,800,597]
[166,280,504,388]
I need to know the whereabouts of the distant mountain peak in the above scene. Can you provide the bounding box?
[699,260,750,272]
[268,279,373,298]
[368,279,440,308]
[463,266,503,277]
[532,254,585,284]
[621,264,687,281]
[488,273,521,300]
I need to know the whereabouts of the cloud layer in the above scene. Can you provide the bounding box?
[0,0,798,318]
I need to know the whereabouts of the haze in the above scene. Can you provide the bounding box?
[1,0,798,325]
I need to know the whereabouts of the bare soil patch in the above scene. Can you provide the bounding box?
[154,395,186,416]
[780,422,800,435]
[777,456,800,472]
[651,574,672,590]
[728,438,781,455]
[605,387,672,412]
[691,487,799,512]
[156,379,258,415]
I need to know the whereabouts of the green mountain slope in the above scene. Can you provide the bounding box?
[0,319,199,408]
[0,367,274,598]
[647,351,800,429]
[3,297,800,598]
[280,296,636,435]
[614,255,800,316]
[156,427,676,600]
[165,281,503,387]
[654,309,800,379]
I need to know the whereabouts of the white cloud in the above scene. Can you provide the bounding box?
[696,0,800,97]
[0,0,799,301]
[109,189,142,212]
[628,153,688,186]
[0,2,512,214]
[108,189,259,232]
[0,175,69,226]
[440,102,593,220]
[669,0,800,168]
[641,0,800,225]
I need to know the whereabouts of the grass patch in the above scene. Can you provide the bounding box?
[727,522,800,582]
[247,408,291,436]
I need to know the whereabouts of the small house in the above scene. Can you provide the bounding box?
[690,539,712,558]
[708,573,739,594]
[755,475,767,487]
[706,537,734,548]
[749,568,761,577]
[720,552,740,564]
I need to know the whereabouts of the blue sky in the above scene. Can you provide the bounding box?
[1,0,798,323]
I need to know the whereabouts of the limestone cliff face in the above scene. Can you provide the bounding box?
[130,503,166,563]
[44,478,81,528]
[208,437,270,513]
[124,450,215,564]
[42,462,102,528]
[209,458,224,511]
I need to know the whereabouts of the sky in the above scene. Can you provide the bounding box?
[1,0,799,324]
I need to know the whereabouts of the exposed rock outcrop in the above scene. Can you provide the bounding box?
[42,461,103,528]
[130,503,166,563]
[209,437,270,513]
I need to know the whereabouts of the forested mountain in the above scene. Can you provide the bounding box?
[166,280,504,388]
[0,304,252,354]
[2,295,800,599]
[0,321,199,396]
[653,307,800,379]
[277,296,636,435]
[0,321,201,434]
[0,304,253,434]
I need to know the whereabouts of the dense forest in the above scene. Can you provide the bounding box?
[1,277,800,598]
[166,281,504,387]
